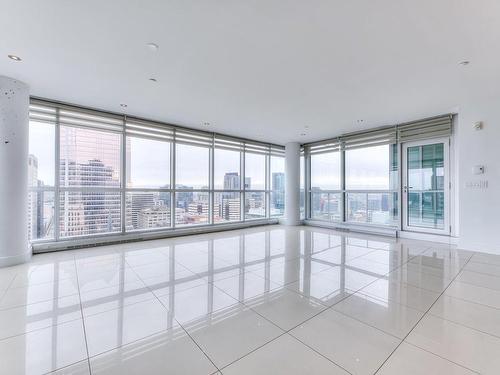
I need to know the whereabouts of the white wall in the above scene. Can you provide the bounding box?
[456,92,500,254]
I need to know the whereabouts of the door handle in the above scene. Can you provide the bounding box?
[403,186,413,193]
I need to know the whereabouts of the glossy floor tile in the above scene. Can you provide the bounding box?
[185,305,284,368]
[462,261,500,278]
[284,270,352,307]
[0,278,79,309]
[470,252,500,266]
[1,225,498,374]
[386,266,451,293]
[0,294,82,340]
[50,361,91,374]
[158,282,239,324]
[84,298,177,356]
[0,319,87,375]
[213,271,281,303]
[221,333,349,374]
[407,314,500,374]
[332,293,424,339]
[377,342,476,375]
[358,278,441,312]
[90,328,217,375]
[456,269,500,291]
[429,294,500,338]
[245,289,327,330]
[290,308,400,374]
[445,280,500,309]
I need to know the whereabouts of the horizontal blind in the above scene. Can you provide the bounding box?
[175,128,213,147]
[29,100,57,124]
[303,114,453,152]
[30,98,286,155]
[245,141,270,155]
[398,115,452,142]
[306,138,340,155]
[214,134,244,152]
[58,106,123,133]
[342,126,397,150]
[270,144,285,157]
[125,117,174,142]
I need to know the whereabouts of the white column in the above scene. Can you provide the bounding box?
[284,142,301,225]
[0,76,30,267]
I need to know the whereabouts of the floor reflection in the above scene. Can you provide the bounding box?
[0,224,473,374]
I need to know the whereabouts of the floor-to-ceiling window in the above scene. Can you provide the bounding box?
[175,143,210,226]
[270,155,285,217]
[213,144,242,223]
[310,148,342,221]
[244,150,267,220]
[345,144,398,226]
[59,124,122,237]
[125,132,172,231]
[304,115,453,232]
[306,132,398,228]
[27,99,285,246]
[28,116,56,241]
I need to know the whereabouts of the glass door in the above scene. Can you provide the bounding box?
[402,138,449,234]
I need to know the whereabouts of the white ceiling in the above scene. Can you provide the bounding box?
[1,0,499,145]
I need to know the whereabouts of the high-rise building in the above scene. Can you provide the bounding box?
[221,198,241,221]
[271,172,285,211]
[59,158,121,236]
[186,201,209,224]
[126,193,155,230]
[137,202,170,229]
[224,172,240,190]
[272,172,285,191]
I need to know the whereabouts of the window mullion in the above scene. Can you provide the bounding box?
[121,117,126,234]
[171,130,176,228]
[340,144,346,223]
[210,135,214,225]
[54,107,61,241]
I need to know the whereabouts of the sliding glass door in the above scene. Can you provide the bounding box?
[402,138,449,234]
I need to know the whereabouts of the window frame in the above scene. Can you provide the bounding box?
[27,99,285,245]
[305,142,400,228]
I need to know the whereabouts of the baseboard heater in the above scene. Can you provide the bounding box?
[304,220,398,238]
[32,219,279,253]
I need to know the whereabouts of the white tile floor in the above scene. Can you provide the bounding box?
[0,225,499,374]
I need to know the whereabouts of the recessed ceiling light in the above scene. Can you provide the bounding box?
[459,61,470,66]
[202,122,210,126]
[146,43,159,51]
[120,103,128,108]
[149,78,157,82]
[8,54,22,61]
[356,119,364,124]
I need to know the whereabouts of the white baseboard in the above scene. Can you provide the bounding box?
[0,250,32,268]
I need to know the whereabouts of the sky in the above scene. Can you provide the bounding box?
[29,122,283,189]
[29,123,442,202]
[311,144,395,190]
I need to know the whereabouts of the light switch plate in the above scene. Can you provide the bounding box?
[472,165,485,175]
